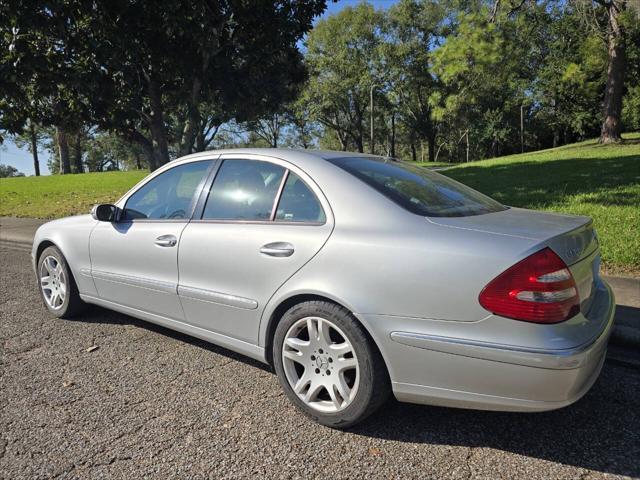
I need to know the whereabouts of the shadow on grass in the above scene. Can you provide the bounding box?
[74,304,638,477]
[446,155,640,208]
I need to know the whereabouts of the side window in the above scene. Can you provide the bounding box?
[275,172,326,223]
[123,161,212,220]
[202,159,285,220]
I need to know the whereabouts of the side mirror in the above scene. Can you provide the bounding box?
[91,204,118,222]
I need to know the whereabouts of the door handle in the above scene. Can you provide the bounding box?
[260,242,294,257]
[155,234,177,247]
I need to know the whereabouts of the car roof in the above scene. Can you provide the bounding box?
[175,148,378,165]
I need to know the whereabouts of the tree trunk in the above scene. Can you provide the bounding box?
[29,122,40,176]
[390,113,396,158]
[465,130,470,163]
[73,133,83,173]
[135,153,142,170]
[355,131,364,153]
[125,130,157,171]
[599,1,626,144]
[410,142,417,162]
[427,130,436,162]
[148,80,171,169]
[56,127,71,174]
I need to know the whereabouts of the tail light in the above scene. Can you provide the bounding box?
[479,247,580,323]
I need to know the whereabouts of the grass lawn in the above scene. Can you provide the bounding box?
[1,134,638,274]
[0,170,147,219]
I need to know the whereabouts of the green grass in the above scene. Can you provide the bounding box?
[441,133,640,275]
[0,170,147,219]
[1,135,638,274]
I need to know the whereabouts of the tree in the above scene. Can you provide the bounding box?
[0,1,98,173]
[0,164,25,177]
[284,97,320,149]
[304,3,384,153]
[533,12,606,146]
[12,121,47,176]
[246,113,285,148]
[594,0,628,143]
[385,0,446,161]
[570,0,635,142]
[2,0,328,170]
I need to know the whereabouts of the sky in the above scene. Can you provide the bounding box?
[1,0,399,176]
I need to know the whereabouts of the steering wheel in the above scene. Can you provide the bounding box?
[167,209,186,219]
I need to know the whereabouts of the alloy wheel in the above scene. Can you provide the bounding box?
[282,316,360,413]
[40,255,66,310]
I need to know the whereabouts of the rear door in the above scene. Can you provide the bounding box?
[90,160,213,319]
[177,154,333,343]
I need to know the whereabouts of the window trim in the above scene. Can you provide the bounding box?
[193,155,328,226]
[117,159,217,223]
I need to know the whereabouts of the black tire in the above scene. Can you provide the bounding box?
[273,300,390,428]
[37,245,85,318]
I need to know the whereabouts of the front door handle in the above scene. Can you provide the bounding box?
[260,242,294,257]
[155,234,177,247]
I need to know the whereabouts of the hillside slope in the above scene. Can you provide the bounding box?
[443,133,640,274]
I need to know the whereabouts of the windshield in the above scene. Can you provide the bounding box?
[329,157,506,217]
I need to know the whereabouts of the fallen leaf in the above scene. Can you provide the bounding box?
[369,447,383,457]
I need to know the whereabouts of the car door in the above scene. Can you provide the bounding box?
[89,160,214,319]
[177,154,333,344]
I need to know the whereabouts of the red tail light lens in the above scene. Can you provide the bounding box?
[479,248,580,323]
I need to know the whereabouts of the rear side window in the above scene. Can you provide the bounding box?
[329,157,506,217]
[202,159,285,220]
[123,161,212,220]
[275,172,326,223]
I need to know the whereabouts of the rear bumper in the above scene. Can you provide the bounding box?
[359,279,615,412]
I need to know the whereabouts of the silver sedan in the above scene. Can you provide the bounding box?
[32,149,615,427]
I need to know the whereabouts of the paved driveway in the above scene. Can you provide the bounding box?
[1,246,638,479]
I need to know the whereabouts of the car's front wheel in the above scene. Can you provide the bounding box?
[273,300,390,428]
[38,245,85,318]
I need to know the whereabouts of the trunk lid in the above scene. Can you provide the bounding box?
[427,207,600,314]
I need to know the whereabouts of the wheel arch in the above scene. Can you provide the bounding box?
[262,292,391,378]
[35,239,58,264]
[34,238,83,289]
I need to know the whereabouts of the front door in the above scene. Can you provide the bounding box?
[178,155,333,343]
[90,160,213,319]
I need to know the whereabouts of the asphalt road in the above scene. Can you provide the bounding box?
[1,246,639,480]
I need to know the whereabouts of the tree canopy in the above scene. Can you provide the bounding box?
[1,0,638,174]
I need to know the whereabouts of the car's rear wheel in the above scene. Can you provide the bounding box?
[273,300,390,428]
[38,246,85,318]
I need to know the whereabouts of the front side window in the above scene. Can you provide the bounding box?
[123,161,212,220]
[202,159,285,220]
[275,172,325,223]
[329,157,506,217]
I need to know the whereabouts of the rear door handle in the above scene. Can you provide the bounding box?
[155,234,177,247]
[260,242,294,257]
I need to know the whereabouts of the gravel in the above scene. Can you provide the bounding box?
[1,246,639,479]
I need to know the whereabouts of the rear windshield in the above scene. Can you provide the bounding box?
[329,157,506,217]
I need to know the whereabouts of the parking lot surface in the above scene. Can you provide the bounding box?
[1,246,638,479]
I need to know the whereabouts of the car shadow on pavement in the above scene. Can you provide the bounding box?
[351,361,639,478]
[76,304,272,373]
[75,305,638,478]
